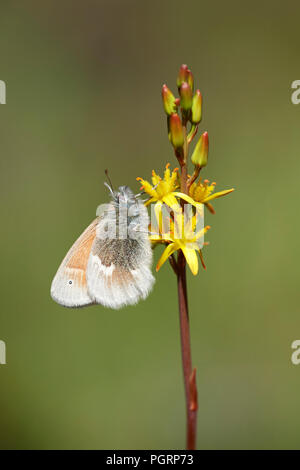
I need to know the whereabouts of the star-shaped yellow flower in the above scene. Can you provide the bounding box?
[189,179,234,214]
[150,213,210,275]
[137,164,201,221]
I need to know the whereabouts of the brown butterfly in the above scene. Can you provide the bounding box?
[51,185,154,309]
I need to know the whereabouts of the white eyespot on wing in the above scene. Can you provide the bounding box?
[51,218,99,308]
[51,267,94,308]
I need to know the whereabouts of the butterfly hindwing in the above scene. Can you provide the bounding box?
[86,217,154,309]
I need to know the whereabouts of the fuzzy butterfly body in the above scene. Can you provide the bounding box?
[51,186,154,309]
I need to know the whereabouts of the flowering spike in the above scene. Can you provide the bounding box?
[176,64,189,89]
[133,65,236,452]
[180,82,193,111]
[162,84,177,116]
[191,90,202,124]
[191,132,209,168]
[169,113,184,149]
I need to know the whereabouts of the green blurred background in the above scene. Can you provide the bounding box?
[0,0,300,449]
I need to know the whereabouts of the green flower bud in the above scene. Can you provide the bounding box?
[191,132,209,168]
[161,84,177,115]
[191,90,202,124]
[169,113,184,149]
[180,82,193,111]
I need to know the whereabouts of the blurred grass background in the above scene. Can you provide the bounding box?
[0,0,300,449]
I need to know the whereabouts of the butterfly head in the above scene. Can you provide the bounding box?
[104,182,135,203]
[114,186,142,221]
[115,185,135,204]
[102,183,147,233]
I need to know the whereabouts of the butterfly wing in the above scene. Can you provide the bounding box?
[51,218,99,307]
[86,236,155,310]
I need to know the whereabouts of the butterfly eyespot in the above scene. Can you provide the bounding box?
[68,280,73,285]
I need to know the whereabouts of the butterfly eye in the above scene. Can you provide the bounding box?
[68,280,73,285]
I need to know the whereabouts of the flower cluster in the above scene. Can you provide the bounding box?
[137,65,234,275]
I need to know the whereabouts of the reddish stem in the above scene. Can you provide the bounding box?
[177,250,198,450]
[176,123,198,450]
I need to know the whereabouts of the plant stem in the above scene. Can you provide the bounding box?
[177,251,198,449]
[176,121,198,450]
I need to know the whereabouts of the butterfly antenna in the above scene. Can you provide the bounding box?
[104,182,116,199]
[105,169,114,191]
[135,190,146,198]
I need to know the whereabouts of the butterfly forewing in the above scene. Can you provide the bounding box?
[51,218,99,307]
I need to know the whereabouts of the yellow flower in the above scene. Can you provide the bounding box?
[137,164,201,221]
[138,168,234,275]
[150,213,210,276]
[189,179,234,214]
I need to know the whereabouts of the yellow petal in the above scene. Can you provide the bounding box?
[202,188,234,203]
[162,193,180,210]
[181,246,199,275]
[137,178,158,198]
[144,197,156,207]
[164,164,171,182]
[151,170,161,186]
[194,225,210,240]
[172,192,203,208]
[170,169,179,191]
[156,243,178,271]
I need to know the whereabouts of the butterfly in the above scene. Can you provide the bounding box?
[51,185,155,309]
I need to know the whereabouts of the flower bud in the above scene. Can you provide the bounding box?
[191,132,209,168]
[180,82,193,111]
[191,90,202,124]
[186,68,194,92]
[161,84,177,115]
[169,113,184,149]
[177,64,194,93]
[176,64,189,89]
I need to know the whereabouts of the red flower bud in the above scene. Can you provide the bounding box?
[176,64,189,89]
[169,114,184,149]
[180,82,193,110]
